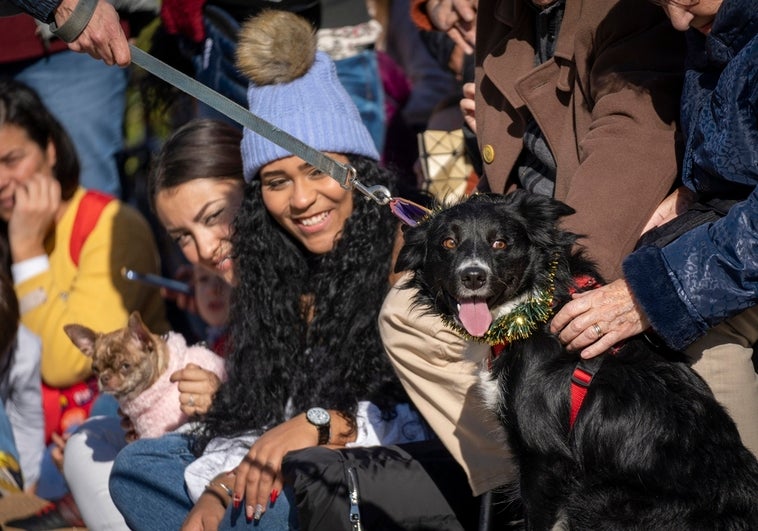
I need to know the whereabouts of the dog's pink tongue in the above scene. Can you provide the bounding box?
[458,299,492,337]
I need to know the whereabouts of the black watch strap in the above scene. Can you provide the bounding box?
[315,424,329,445]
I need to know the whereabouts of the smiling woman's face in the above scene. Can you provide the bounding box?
[155,177,243,286]
[259,153,354,255]
[661,0,723,34]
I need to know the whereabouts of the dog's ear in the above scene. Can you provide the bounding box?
[394,224,430,273]
[127,311,157,351]
[496,190,578,249]
[505,189,575,222]
[64,324,98,357]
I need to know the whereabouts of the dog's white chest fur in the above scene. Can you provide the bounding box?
[477,367,502,415]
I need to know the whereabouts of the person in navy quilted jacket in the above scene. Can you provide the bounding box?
[552,0,758,457]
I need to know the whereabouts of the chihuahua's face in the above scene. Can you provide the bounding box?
[64,312,169,401]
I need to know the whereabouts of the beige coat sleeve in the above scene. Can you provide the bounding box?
[379,277,516,496]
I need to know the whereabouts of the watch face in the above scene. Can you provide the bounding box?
[307,407,330,426]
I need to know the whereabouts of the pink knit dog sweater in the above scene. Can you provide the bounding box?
[119,332,226,438]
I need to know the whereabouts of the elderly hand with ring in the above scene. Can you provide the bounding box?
[171,362,223,416]
[549,278,650,359]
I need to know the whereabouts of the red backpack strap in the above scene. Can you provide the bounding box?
[69,190,115,266]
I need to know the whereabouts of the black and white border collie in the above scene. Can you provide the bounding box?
[396,191,758,530]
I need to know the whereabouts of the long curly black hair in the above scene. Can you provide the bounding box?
[193,156,409,452]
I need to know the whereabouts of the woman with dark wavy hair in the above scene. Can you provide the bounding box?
[199,153,406,445]
[109,10,480,531]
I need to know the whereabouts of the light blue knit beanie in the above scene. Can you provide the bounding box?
[235,11,379,182]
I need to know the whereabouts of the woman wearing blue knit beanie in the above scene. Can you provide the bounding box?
[110,10,482,531]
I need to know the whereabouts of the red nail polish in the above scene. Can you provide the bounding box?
[270,489,279,504]
[233,495,241,509]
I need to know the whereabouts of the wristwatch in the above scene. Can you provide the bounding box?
[306,407,331,445]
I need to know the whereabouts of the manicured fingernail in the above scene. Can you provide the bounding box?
[270,489,279,504]
[254,504,264,521]
[246,504,254,522]
[233,495,241,509]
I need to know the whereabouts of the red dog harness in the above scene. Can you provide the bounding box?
[567,274,604,430]
[569,356,604,429]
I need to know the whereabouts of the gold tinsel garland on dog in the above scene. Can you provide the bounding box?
[441,258,559,346]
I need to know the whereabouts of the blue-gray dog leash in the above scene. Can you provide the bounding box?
[129,45,430,226]
[129,46,386,200]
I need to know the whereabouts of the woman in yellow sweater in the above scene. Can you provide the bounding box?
[0,79,168,441]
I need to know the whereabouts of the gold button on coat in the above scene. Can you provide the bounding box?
[482,144,495,164]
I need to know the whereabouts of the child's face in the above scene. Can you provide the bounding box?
[259,153,354,255]
[194,266,232,328]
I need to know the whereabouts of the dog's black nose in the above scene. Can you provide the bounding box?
[460,267,487,290]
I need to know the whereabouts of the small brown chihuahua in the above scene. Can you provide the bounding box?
[64,311,225,438]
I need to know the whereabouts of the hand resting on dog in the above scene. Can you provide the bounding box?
[550,278,649,359]
[551,186,697,358]
[170,363,222,418]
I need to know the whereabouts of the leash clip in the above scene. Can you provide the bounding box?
[344,166,392,206]
[346,176,392,205]
[343,164,430,226]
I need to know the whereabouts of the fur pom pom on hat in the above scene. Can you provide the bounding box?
[236,10,379,181]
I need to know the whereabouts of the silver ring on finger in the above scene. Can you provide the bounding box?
[592,323,603,338]
[188,394,195,407]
